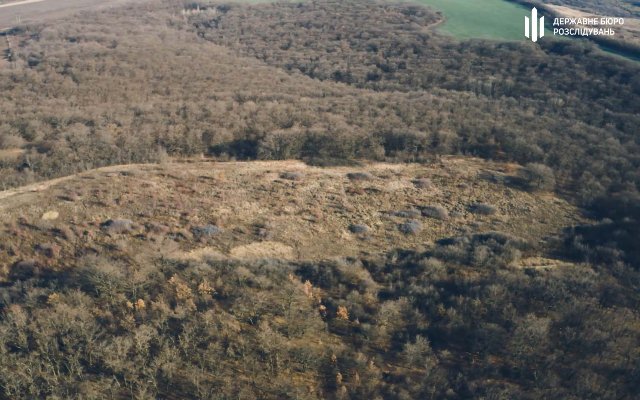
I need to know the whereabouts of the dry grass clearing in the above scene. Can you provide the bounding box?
[0,158,587,279]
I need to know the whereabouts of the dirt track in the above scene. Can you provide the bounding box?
[0,0,139,30]
[0,163,155,211]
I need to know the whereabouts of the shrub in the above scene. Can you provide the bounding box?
[101,219,134,234]
[434,231,528,267]
[347,172,373,181]
[9,260,41,280]
[469,203,497,216]
[280,171,304,181]
[191,224,223,238]
[392,209,422,218]
[403,335,437,368]
[0,134,26,149]
[421,205,449,220]
[35,243,61,259]
[399,220,422,235]
[412,178,433,189]
[349,224,370,234]
[519,163,556,191]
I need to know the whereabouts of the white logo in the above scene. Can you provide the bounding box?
[525,7,545,42]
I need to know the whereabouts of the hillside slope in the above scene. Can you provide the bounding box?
[1,161,639,399]
[0,158,583,275]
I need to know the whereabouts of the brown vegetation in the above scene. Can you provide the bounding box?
[0,162,636,397]
[0,158,583,270]
[0,0,638,210]
[0,0,639,398]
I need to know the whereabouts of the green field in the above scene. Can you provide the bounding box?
[416,0,531,40]
[219,0,531,41]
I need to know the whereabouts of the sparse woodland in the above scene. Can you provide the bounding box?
[0,0,640,399]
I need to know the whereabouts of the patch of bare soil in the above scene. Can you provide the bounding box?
[230,241,296,260]
[0,148,24,161]
[513,256,577,271]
